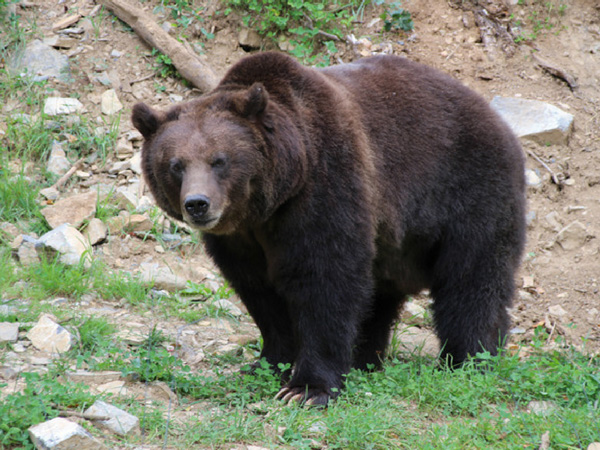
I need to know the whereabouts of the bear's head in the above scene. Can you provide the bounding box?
[132,83,287,235]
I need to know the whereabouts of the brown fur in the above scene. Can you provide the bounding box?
[132,52,526,406]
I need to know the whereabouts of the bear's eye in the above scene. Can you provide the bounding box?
[211,155,227,169]
[169,158,185,178]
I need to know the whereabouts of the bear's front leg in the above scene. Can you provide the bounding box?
[269,236,375,406]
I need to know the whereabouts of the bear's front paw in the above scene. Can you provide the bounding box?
[275,386,331,407]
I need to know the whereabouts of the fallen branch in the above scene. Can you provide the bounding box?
[532,53,578,91]
[49,157,85,191]
[526,150,561,187]
[99,0,219,93]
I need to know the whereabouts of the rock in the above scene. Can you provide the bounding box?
[8,40,71,83]
[39,186,60,201]
[490,97,574,145]
[238,27,262,49]
[101,89,123,115]
[228,334,257,346]
[84,218,108,245]
[124,214,153,233]
[396,324,439,356]
[401,301,428,325]
[108,159,131,174]
[95,380,129,396]
[129,152,142,174]
[84,400,140,436]
[588,443,600,450]
[46,140,71,176]
[527,400,556,416]
[139,263,188,291]
[556,221,590,251]
[66,370,122,385]
[41,190,98,229]
[0,222,19,240]
[15,235,41,265]
[0,322,19,342]
[44,97,84,116]
[114,187,138,209]
[115,137,134,159]
[37,223,92,267]
[548,305,567,317]
[525,169,542,188]
[26,314,73,353]
[213,299,243,317]
[29,417,106,450]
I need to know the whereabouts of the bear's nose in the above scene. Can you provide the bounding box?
[184,194,210,217]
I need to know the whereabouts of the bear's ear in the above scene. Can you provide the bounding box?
[237,83,269,119]
[132,103,162,139]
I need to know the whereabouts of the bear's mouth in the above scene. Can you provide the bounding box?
[187,216,219,230]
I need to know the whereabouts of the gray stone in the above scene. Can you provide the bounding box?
[114,186,138,209]
[44,97,84,116]
[84,400,139,436]
[139,263,188,291]
[29,417,105,450]
[66,370,122,385]
[46,140,71,177]
[27,314,73,354]
[556,221,589,251]
[15,235,41,265]
[8,40,71,82]
[37,223,92,267]
[108,159,131,174]
[101,89,123,115]
[84,218,108,245]
[39,186,60,201]
[41,190,98,229]
[0,322,19,342]
[490,96,574,145]
[525,169,542,188]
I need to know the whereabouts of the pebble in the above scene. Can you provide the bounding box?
[40,190,98,229]
[37,223,92,267]
[101,89,123,115]
[46,140,71,176]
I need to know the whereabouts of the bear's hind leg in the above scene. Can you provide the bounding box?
[353,280,405,371]
[431,254,516,367]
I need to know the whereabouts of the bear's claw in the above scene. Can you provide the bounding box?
[275,386,330,407]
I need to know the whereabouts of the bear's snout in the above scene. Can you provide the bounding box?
[184,194,211,219]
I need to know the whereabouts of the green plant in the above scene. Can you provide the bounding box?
[77,316,117,352]
[151,48,179,79]
[378,1,414,32]
[226,0,373,63]
[0,372,97,449]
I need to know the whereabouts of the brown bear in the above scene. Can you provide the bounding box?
[132,51,526,406]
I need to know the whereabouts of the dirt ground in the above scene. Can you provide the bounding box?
[11,0,600,357]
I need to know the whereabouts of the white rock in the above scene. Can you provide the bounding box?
[402,301,428,325]
[490,96,574,145]
[0,322,19,342]
[527,400,556,416]
[139,263,187,291]
[40,190,98,229]
[26,314,73,353]
[43,97,83,116]
[66,370,122,385]
[548,305,567,317]
[525,169,542,188]
[29,417,105,450]
[129,152,142,174]
[37,223,92,267]
[84,218,108,245]
[108,159,131,174]
[101,89,123,115]
[114,187,138,209]
[84,400,139,436]
[556,221,589,251]
[588,443,600,450]
[39,186,60,201]
[213,299,243,317]
[46,140,71,176]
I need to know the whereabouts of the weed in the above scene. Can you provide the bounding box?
[377,0,414,32]
[77,316,117,352]
[0,372,97,449]
[151,48,179,79]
